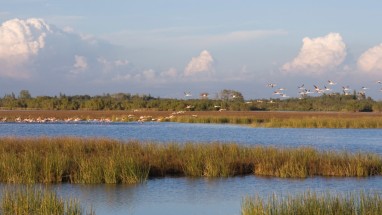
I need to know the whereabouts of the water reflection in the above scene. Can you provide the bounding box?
[0,176,376,215]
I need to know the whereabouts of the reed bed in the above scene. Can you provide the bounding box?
[0,187,94,215]
[170,115,382,128]
[0,137,382,184]
[260,116,382,128]
[241,191,382,215]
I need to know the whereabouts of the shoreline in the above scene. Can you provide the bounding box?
[1,110,382,128]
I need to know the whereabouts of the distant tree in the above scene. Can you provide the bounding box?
[218,89,244,102]
[19,90,32,99]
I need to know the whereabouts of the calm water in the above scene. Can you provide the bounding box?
[1,122,382,153]
[0,122,381,215]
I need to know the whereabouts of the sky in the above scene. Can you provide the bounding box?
[1,0,382,100]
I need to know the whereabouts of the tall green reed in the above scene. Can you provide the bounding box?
[0,187,94,215]
[241,191,382,215]
[0,137,381,184]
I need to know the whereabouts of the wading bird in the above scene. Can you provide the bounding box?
[298,84,305,90]
[328,80,337,85]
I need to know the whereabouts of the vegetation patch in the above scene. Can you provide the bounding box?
[2,110,382,128]
[241,191,382,215]
[0,137,381,184]
[0,187,93,215]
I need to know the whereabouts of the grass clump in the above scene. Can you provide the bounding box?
[260,117,382,128]
[0,187,94,215]
[0,137,381,184]
[241,191,382,215]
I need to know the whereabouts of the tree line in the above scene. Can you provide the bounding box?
[1,89,382,112]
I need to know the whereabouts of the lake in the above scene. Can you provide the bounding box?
[0,122,381,214]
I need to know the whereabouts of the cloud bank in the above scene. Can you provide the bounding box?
[0,18,220,91]
[184,50,215,77]
[0,18,51,78]
[0,18,133,83]
[282,33,347,75]
[357,43,382,75]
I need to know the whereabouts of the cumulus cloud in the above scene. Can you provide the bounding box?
[160,67,178,78]
[0,18,51,78]
[282,33,347,75]
[141,69,156,80]
[357,43,382,74]
[97,57,129,74]
[0,17,136,85]
[184,50,214,77]
[71,55,88,73]
[0,18,50,58]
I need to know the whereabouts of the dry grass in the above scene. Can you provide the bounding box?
[0,137,381,184]
[242,191,382,215]
[1,187,94,215]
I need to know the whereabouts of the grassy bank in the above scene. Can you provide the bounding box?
[241,191,382,215]
[170,115,382,128]
[0,137,381,184]
[1,187,93,215]
[2,110,382,128]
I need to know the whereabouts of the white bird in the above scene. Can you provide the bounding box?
[377,81,381,84]
[324,86,332,91]
[298,84,305,90]
[273,91,282,95]
[200,93,209,98]
[328,80,337,85]
[299,91,307,96]
[184,92,192,97]
[361,86,369,90]
[280,94,290,98]
[267,83,277,88]
[342,86,351,91]
[313,85,324,93]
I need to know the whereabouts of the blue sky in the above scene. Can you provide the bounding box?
[1,0,382,100]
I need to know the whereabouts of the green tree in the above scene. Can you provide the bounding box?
[18,90,32,99]
[218,89,244,102]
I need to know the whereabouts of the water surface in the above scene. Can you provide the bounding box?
[0,122,381,215]
[1,122,381,154]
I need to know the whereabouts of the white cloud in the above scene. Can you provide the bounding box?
[71,55,88,74]
[203,30,287,45]
[282,33,347,75]
[105,27,287,48]
[0,18,51,78]
[0,17,134,85]
[160,67,178,78]
[142,69,156,80]
[184,50,214,77]
[97,57,129,74]
[357,43,382,74]
[0,18,49,58]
